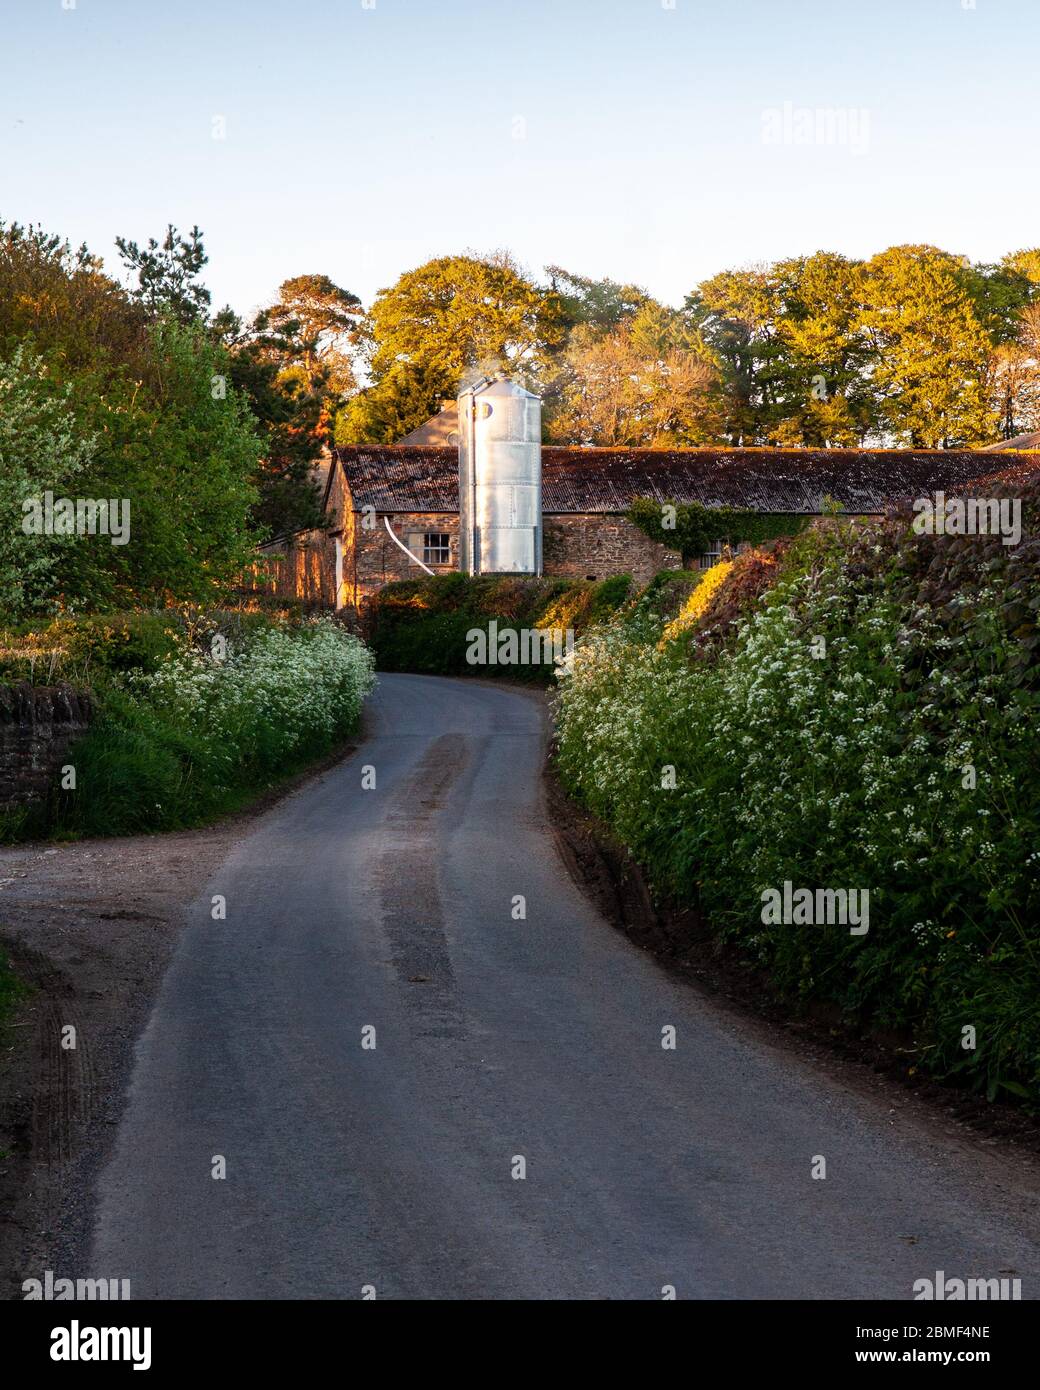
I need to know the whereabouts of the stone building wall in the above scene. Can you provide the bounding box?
[247,530,339,609]
[349,513,460,606]
[0,683,92,813]
[542,514,680,586]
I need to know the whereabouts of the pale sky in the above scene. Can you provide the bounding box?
[2,0,1037,319]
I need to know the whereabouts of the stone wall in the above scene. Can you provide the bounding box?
[346,510,679,604]
[255,505,683,612]
[351,513,460,606]
[247,530,340,609]
[0,683,93,813]
[542,514,681,586]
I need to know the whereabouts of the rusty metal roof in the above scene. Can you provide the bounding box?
[965,452,1040,491]
[333,445,1029,515]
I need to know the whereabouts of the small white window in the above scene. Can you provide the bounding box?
[423,532,451,565]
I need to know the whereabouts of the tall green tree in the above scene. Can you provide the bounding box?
[544,266,651,337]
[218,274,362,537]
[115,224,211,324]
[341,252,564,442]
[858,245,994,447]
[684,266,784,443]
[764,252,872,446]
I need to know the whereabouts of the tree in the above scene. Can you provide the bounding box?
[260,274,361,397]
[858,245,994,447]
[684,266,784,444]
[544,304,724,446]
[764,252,872,446]
[0,220,147,376]
[0,347,95,615]
[71,319,262,606]
[988,302,1040,439]
[341,252,564,442]
[115,224,211,323]
[219,275,362,536]
[544,265,651,337]
[215,311,326,538]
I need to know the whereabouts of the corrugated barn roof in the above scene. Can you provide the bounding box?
[334,445,1030,515]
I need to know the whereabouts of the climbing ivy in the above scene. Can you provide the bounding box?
[627,497,808,563]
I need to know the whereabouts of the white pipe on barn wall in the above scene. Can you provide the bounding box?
[383,516,435,576]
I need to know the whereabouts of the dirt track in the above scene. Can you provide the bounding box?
[0,826,244,1297]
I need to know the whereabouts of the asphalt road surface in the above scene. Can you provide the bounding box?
[88,674,1040,1299]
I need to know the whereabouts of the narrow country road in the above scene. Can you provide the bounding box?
[88,674,1040,1299]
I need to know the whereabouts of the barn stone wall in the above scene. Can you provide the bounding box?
[349,513,460,606]
[542,515,680,586]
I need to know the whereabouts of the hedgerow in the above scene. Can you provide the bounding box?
[554,488,1040,1101]
[364,572,632,682]
[1,617,375,840]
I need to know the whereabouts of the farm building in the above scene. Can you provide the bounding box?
[252,378,1036,611]
[254,441,1028,611]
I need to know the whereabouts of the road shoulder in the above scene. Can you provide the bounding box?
[0,740,357,1300]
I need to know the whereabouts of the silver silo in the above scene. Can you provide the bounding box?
[457,376,542,575]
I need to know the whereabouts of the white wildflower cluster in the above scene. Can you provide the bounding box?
[136,619,376,770]
[554,543,1036,959]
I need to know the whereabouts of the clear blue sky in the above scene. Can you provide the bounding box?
[2,0,1037,318]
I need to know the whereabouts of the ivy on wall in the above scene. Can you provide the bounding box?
[627,497,809,563]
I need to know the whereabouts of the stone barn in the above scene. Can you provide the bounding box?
[252,441,1022,612]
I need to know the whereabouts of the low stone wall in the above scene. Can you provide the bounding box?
[0,683,93,812]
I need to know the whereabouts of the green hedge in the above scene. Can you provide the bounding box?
[0,617,375,841]
[554,487,1040,1103]
[364,573,633,682]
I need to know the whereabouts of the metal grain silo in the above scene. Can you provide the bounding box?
[458,376,542,575]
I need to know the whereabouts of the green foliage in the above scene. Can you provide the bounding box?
[218,273,363,537]
[627,497,808,562]
[115,223,211,324]
[64,318,263,609]
[342,253,565,442]
[0,220,148,378]
[0,215,266,617]
[545,265,653,336]
[0,346,97,614]
[3,619,375,841]
[683,244,1040,446]
[365,573,631,682]
[555,490,1040,1100]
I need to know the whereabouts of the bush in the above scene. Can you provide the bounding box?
[554,491,1040,1101]
[0,608,283,685]
[365,573,632,682]
[4,618,375,840]
[0,346,95,614]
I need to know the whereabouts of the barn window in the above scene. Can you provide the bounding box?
[423,532,451,565]
[695,539,725,570]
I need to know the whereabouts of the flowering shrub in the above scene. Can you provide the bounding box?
[9,618,375,839]
[137,619,375,777]
[659,560,732,648]
[555,502,1040,1101]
